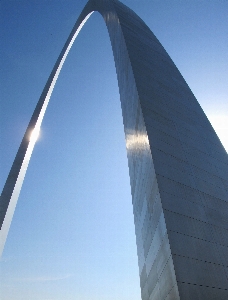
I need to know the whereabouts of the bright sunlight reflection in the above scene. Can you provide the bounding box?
[126,132,150,151]
[29,127,40,143]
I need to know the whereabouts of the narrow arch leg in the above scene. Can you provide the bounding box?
[1,1,228,299]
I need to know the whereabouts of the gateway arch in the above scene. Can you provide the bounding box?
[1,0,228,299]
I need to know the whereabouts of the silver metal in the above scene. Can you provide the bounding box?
[1,0,228,298]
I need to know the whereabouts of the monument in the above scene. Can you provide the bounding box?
[1,0,228,299]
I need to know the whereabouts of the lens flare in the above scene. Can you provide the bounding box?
[30,127,40,143]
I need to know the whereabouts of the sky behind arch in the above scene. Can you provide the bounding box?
[0,1,227,299]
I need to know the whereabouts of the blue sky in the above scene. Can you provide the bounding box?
[0,1,227,299]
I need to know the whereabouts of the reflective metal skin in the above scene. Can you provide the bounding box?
[1,0,228,299]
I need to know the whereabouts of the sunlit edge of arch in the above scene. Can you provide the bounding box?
[0,11,94,257]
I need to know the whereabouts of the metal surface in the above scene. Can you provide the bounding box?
[1,0,228,298]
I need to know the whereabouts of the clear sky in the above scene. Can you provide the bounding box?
[0,1,227,299]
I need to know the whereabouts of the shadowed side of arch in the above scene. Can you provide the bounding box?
[1,0,228,299]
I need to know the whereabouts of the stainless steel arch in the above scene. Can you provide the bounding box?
[1,0,228,299]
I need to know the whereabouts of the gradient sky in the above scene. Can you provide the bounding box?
[0,1,227,299]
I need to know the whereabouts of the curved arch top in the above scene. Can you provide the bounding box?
[1,0,228,299]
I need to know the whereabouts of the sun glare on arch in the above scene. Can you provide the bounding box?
[29,127,40,143]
